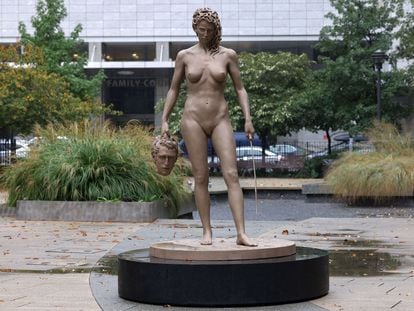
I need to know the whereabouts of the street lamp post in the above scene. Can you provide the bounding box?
[371,50,388,121]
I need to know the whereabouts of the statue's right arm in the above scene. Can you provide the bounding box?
[161,51,186,135]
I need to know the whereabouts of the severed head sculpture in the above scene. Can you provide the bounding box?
[151,133,179,176]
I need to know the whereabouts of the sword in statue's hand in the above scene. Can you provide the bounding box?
[248,135,258,214]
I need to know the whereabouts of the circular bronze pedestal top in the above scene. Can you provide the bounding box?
[149,238,296,261]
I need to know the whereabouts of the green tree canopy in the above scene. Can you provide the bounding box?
[227,52,311,147]
[299,0,411,147]
[0,44,106,134]
[18,0,103,101]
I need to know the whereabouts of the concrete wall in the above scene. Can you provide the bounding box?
[16,198,195,222]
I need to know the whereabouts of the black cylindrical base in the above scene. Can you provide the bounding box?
[118,247,329,307]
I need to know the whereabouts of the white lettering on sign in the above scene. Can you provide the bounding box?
[106,79,156,87]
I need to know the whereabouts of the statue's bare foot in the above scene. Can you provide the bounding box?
[200,230,212,245]
[236,233,258,247]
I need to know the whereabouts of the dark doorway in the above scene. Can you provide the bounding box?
[104,77,155,125]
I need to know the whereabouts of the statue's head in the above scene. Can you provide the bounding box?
[192,7,221,54]
[151,134,178,176]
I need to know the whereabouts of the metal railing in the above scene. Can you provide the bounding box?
[206,141,375,173]
[0,136,375,172]
[0,137,16,166]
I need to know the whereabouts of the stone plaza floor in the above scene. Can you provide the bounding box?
[0,178,413,310]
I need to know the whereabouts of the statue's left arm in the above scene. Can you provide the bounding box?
[227,49,255,140]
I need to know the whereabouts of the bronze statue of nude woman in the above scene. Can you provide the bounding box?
[161,7,257,247]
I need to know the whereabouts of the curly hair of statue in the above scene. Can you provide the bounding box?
[151,134,178,161]
[192,7,222,55]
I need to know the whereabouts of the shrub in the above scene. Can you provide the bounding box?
[293,152,341,178]
[326,122,414,203]
[3,121,189,215]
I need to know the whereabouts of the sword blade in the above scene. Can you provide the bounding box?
[249,140,258,214]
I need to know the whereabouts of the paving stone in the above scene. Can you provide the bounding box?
[0,178,413,310]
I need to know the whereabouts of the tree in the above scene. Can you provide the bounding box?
[226,52,311,149]
[0,44,106,135]
[291,72,341,154]
[300,0,410,150]
[18,0,104,102]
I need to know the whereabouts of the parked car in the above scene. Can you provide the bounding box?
[208,146,283,164]
[236,146,283,162]
[333,133,368,142]
[269,144,297,155]
[269,144,308,156]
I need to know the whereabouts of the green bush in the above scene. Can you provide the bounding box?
[297,154,339,178]
[326,122,414,203]
[2,121,189,215]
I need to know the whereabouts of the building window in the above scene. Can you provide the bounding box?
[102,43,155,61]
[169,42,194,60]
[169,41,318,61]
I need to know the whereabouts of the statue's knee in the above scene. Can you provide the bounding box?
[193,174,209,186]
[223,169,239,184]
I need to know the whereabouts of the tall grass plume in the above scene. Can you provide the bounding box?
[3,120,189,215]
[326,121,414,203]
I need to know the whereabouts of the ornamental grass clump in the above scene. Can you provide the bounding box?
[326,122,414,204]
[3,120,189,215]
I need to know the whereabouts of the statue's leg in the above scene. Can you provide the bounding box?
[211,121,257,247]
[181,118,212,245]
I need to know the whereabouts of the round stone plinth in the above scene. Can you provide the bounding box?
[118,247,329,307]
[149,238,296,261]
